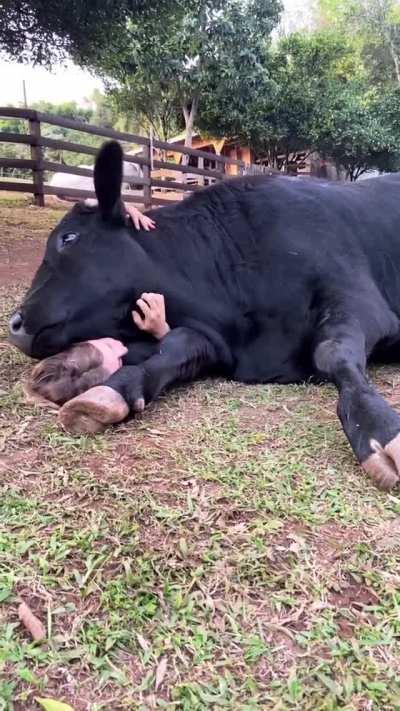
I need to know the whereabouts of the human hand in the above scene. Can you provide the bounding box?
[125,204,156,231]
[132,293,170,339]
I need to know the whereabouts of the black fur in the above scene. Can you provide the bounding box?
[10,141,400,476]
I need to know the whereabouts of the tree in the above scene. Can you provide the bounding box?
[93,0,281,144]
[265,31,363,168]
[318,0,400,87]
[351,0,400,86]
[0,0,178,67]
[217,30,363,170]
[218,29,400,180]
[318,87,400,180]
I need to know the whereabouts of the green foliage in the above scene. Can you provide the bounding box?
[0,96,115,180]
[318,0,400,86]
[255,31,363,167]
[318,85,400,180]
[347,0,400,86]
[93,0,281,141]
[222,27,400,179]
[2,0,400,181]
[0,1,184,68]
[314,0,400,177]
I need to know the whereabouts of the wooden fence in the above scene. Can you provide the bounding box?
[0,107,245,208]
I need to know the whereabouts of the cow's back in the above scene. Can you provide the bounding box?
[136,173,400,382]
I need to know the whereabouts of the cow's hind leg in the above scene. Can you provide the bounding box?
[314,319,400,490]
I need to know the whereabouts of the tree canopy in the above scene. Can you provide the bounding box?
[2,0,400,180]
[0,0,177,66]
[319,0,400,86]
[93,0,281,142]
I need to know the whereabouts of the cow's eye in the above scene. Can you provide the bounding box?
[59,232,79,250]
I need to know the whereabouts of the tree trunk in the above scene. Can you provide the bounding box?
[181,96,199,182]
[389,40,400,85]
[182,95,198,147]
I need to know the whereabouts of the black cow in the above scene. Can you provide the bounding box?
[9,141,400,490]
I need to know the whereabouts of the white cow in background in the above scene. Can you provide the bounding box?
[48,159,143,200]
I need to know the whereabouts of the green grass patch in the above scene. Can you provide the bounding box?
[1,202,400,709]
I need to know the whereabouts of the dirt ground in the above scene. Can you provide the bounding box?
[0,237,44,285]
[0,195,67,285]
[1,193,400,710]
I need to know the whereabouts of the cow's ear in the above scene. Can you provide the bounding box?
[94,141,124,223]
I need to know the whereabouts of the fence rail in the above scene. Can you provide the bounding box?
[0,107,246,208]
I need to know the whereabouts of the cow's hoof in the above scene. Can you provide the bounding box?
[362,434,400,490]
[58,386,129,434]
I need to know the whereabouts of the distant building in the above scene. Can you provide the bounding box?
[152,131,252,179]
[155,132,342,181]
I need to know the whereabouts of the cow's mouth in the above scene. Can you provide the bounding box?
[30,322,70,359]
[9,304,71,358]
[9,320,69,360]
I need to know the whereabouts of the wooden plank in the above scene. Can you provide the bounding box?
[121,154,149,168]
[0,180,36,193]
[0,107,244,166]
[153,137,244,166]
[0,132,36,145]
[0,133,148,167]
[0,108,245,171]
[41,160,150,185]
[0,180,180,206]
[43,161,94,178]
[121,193,147,205]
[141,143,152,209]
[37,112,150,146]
[150,196,183,206]
[0,107,150,146]
[152,159,224,179]
[29,117,44,206]
[197,156,205,186]
[151,178,200,192]
[40,137,99,156]
[0,107,37,120]
[44,184,148,204]
[0,158,36,170]
[39,137,150,168]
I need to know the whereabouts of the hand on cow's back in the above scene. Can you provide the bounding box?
[125,204,156,232]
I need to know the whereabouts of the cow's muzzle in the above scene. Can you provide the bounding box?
[8,311,34,356]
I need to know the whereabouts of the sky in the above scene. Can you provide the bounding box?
[0,0,313,109]
[0,60,103,107]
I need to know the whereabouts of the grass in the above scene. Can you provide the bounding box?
[1,197,400,709]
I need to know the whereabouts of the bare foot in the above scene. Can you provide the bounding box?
[58,386,129,434]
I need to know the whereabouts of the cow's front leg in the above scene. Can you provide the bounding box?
[314,320,400,490]
[58,328,218,434]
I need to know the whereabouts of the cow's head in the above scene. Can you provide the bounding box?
[9,141,149,358]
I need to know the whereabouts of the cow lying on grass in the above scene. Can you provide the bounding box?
[9,141,400,490]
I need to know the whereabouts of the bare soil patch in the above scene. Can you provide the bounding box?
[0,237,45,285]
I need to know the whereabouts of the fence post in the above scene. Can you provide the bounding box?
[28,115,45,206]
[198,156,205,186]
[216,156,225,181]
[142,140,152,210]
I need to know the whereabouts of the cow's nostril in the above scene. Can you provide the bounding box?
[8,311,34,356]
[9,311,23,333]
